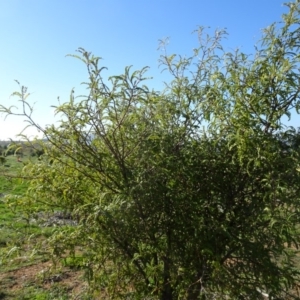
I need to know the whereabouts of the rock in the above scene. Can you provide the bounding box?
[30,211,78,227]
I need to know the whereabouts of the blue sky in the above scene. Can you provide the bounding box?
[0,0,296,140]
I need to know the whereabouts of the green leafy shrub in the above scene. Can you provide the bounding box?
[2,2,300,299]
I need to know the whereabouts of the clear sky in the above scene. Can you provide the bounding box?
[0,0,297,140]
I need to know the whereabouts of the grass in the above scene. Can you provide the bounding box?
[0,155,89,299]
[0,156,35,248]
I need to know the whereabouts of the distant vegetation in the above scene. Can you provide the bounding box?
[2,1,300,299]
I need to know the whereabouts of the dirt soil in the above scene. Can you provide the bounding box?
[0,259,87,299]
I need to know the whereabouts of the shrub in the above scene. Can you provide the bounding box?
[2,2,300,299]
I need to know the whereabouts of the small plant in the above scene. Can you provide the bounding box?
[0,156,6,166]
[62,256,85,269]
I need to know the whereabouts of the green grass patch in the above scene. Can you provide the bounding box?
[0,154,47,262]
[61,256,85,269]
[4,284,70,300]
[0,154,89,298]
[0,155,31,196]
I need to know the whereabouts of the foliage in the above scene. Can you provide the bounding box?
[0,156,6,165]
[2,1,300,299]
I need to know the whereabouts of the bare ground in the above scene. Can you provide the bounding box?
[0,258,88,299]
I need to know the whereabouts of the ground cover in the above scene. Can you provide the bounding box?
[0,155,90,299]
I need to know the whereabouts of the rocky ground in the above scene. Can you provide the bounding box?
[30,210,78,227]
